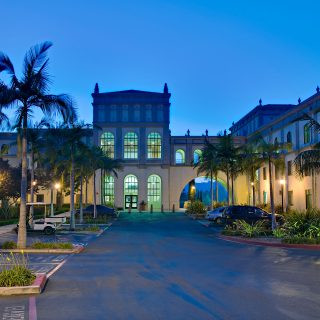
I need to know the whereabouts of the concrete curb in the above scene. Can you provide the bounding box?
[0,273,47,296]
[0,245,84,254]
[218,234,320,250]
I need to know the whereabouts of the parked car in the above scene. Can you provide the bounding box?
[82,205,117,217]
[222,205,284,226]
[205,207,226,223]
[15,220,56,235]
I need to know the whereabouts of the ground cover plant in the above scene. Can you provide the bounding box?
[30,242,73,249]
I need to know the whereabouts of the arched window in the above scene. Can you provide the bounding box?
[147,132,162,159]
[100,132,114,158]
[0,144,9,155]
[147,175,161,209]
[124,174,138,209]
[304,124,311,144]
[287,131,292,143]
[124,132,138,159]
[193,149,202,164]
[274,137,278,146]
[175,149,185,164]
[102,175,114,205]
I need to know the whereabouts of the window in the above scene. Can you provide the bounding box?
[146,106,152,122]
[263,167,267,180]
[147,133,162,159]
[124,132,138,159]
[304,124,311,144]
[175,149,185,164]
[287,160,292,176]
[36,194,44,203]
[287,131,292,144]
[305,189,312,210]
[102,175,114,205]
[122,106,128,122]
[110,106,117,122]
[193,149,202,164]
[0,144,8,155]
[124,175,138,195]
[263,191,268,204]
[288,191,293,206]
[274,137,278,146]
[157,107,163,122]
[147,175,161,209]
[100,132,115,158]
[133,106,140,122]
[275,167,280,180]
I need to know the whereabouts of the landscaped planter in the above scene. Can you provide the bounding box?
[218,234,320,250]
[0,244,84,254]
[0,273,47,296]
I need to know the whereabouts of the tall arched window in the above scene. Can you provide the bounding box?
[102,175,114,205]
[304,124,311,144]
[124,132,138,159]
[100,132,115,158]
[147,132,162,159]
[193,149,202,164]
[124,174,138,209]
[147,175,161,209]
[287,131,292,143]
[175,149,185,164]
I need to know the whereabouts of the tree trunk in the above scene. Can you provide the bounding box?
[268,159,276,229]
[50,187,54,216]
[226,169,230,205]
[210,171,213,210]
[17,118,27,249]
[215,174,219,203]
[85,177,88,207]
[80,175,83,224]
[29,151,34,227]
[231,173,235,205]
[93,170,97,219]
[252,184,256,206]
[70,157,75,230]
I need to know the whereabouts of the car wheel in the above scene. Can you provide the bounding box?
[44,227,55,235]
[215,217,223,225]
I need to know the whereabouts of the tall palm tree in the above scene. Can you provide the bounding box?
[256,137,289,229]
[194,140,220,210]
[87,146,121,218]
[0,42,76,248]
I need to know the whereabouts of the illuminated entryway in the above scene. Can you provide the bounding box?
[124,174,138,209]
[179,176,227,208]
[147,174,161,210]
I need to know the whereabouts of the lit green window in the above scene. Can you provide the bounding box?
[147,175,161,209]
[175,149,185,164]
[193,149,202,164]
[100,132,114,158]
[147,132,162,159]
[304,124,311,144]
[102,175,114,205]
[124,132,138,159]
[124,175,138,195]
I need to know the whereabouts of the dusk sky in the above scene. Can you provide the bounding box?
[1,0,320,135]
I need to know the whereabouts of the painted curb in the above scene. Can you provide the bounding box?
[218,234,320,250]
[0,273,47,296]
[0,245,84,254]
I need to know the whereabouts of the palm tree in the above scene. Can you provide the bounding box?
[0,42,76,248]
[87,146,121,218]
[194,140,220,210]
[256,137,289,229]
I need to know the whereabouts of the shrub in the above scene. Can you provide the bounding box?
[1,241,17,249]
[234,220,267,238]
[273,228,287,238]
[186,200,207,216]
[282,237,320,245]
[212,201,227,209]
[31,242,73,249]
[82,225,100,232]
[221,229,242,236]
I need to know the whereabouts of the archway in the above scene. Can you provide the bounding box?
[179,176,228,208]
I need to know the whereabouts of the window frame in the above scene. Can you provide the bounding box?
[147,132,162,159]
[124,132,138,159]
[175,149,185,164]
[100,132,115,158]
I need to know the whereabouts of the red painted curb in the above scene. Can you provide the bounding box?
[218,235,320,250]
[33,274,47,293]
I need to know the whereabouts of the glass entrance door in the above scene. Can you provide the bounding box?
[125,195,138,209]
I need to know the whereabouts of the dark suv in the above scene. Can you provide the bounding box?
[223,205,284,226]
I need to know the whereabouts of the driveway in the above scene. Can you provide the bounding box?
[1,212,320,320]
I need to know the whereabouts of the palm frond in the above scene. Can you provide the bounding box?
[0,53,15,75]
[294,149,320,177]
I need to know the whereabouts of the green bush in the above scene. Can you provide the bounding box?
[234,220,267,238]
[30,242,73,249]
[212,201,227,209]
[221,229,242,236]
[1,241,17,249]
[282,237,320,245]
[186,200,207,216]
[81,225,100,232]
[273,228,287,238]
[0,266,36,287]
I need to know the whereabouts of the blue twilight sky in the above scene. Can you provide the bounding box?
[1,0,320,135]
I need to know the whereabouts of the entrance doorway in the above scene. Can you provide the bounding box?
[125,195,138,209]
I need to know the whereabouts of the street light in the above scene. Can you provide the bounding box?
[279,179,285,213]
[54,182,61,190]
[32,180,37,186]
[250,181,255,206]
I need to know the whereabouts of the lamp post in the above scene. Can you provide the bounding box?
[251,181,255,206]
[279,179,285,213]
[50,182,61,217]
